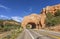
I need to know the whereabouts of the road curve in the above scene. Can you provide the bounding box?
[16,29,60,39]
[37,29,60,39]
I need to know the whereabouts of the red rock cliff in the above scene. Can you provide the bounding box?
[21,4,60,29]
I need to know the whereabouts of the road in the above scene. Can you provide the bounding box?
[16,29,60,39]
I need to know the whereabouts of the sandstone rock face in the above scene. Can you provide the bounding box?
[21,13,46,29]
[42,4,60,15]
[21,14,40,29]
[21,4,60,29]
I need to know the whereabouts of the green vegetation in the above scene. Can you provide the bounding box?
[45,10,60,27]
[0,19,23,39]
[2,27,23,39]
[26,24,31,29]
[0,19,21,33]
[55,9,60,16]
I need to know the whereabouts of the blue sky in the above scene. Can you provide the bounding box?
[0,0,60,22]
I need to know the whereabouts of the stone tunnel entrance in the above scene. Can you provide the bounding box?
[26,22,36,29]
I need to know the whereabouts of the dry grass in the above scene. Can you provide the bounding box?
[44,25,60,32]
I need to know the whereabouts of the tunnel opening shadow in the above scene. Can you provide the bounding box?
[26,22,36,29]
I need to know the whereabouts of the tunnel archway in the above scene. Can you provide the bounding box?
[26,22,36,29]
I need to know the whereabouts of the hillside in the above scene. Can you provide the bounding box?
[0,19,21,33]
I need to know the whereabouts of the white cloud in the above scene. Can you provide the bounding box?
[29,7,32,12]
[0,15,9,19]
[0,15,23,22]
[11,16,23,22]
[0,4,9,9]
[24,7,33,13]
[0,4,10,12]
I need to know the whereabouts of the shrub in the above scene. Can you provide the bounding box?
[55,9,60,16]
[45,11,60,27]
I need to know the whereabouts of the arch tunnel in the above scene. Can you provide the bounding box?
[26,22,36,29]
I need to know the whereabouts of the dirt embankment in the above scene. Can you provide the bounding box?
[45,25,60,32]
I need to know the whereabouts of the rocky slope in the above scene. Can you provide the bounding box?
[0,19,21,26]
[41,4,60,15]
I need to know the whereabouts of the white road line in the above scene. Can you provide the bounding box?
[25,29,35,39]
[39,29,60,34]
[31,30,43,36]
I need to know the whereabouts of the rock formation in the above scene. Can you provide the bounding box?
[22,14,41,29]
[21,4,60,29]
[42,4,60,15]
[21,13,46,29]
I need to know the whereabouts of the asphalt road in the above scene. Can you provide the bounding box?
[16,29,60,39]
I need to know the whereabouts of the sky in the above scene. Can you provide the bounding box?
[0,0,60,22]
